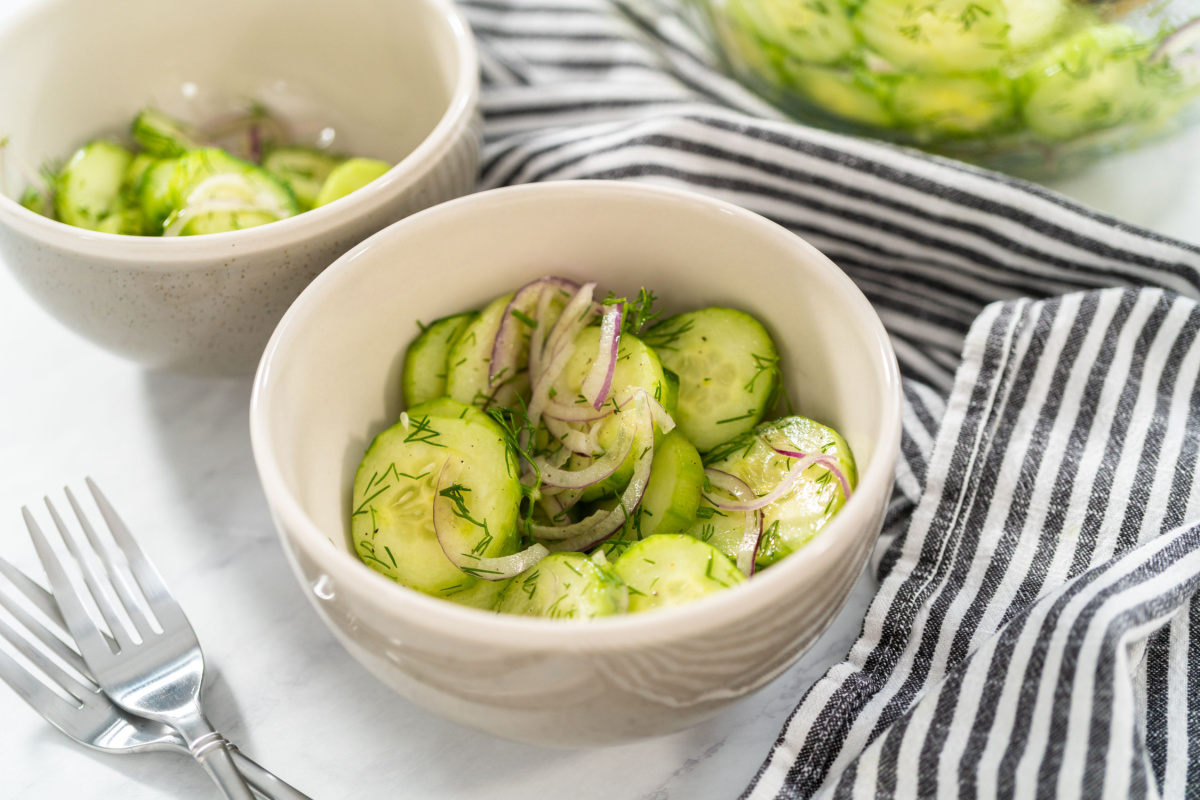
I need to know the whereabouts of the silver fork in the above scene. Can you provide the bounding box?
[0,555,311,800]
[24,479,257,800]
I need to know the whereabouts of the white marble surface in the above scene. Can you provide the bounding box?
[2,0,1200,792]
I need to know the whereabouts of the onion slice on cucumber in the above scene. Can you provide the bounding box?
[534,414,634,489]
[433,458,548,580]
[763,442,853,500]
[581,301,623,410]
[489,276,581,386]
[703,453,825,513]
[531,390,655,550]
[704,468,763,577]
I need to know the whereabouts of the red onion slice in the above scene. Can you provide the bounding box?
[433,459,548,580]
[703,454,823,513]
[704,469,763,577]
[535,416,634,489]
[763,442,853,500]
[581,302,623,410]
[543,416,602,456]
[540,282,599,377]
[543,398,613,423]
[531,391,655,550]
[1152,19,1200,68]
[489,277,581,386]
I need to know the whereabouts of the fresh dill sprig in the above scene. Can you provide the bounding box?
[602,287,662,336]
[404,415,446,448]
[642,314,694,351]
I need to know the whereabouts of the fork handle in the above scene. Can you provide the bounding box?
[184,725,257,800]
[229,746,315,800]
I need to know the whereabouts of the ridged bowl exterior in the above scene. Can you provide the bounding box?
[0,0,480,375]
[251,181,902,746]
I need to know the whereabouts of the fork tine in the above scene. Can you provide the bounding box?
[23,507,115,666]
[0,645,84,720]
[65,487,156,640]
[0,561,93,682]
[44,497,134,651]
[86,479,187,630]
[0,554,64,630]
[0,602,90,705]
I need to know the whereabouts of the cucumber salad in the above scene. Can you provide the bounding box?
[17,107,390,235]
[350,278,857,619]
[702,0,1200,171]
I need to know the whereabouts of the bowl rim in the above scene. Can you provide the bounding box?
[250,180,903,650]
[0,0,479,263]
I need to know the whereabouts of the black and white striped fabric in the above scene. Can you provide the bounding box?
[459,0,1200,795]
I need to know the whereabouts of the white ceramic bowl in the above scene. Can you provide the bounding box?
[0,0,479,375]
[250,181,902,747]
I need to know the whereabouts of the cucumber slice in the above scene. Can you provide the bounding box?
[131,108,203,158]
[351,412,523,604]
[891,73,1015,138]
[95,203,149,236]
[1004,0,1068,52]
[122,153,157,199]
[854,0,1009,73]
[55,141,133,231]
[612,534,744,613]
[781,63,894,128]
[174,209,280,236]
[164,148,298,235]
[685,499,744,562]
[604,428,704,558]
[553,328,667,500]
[138,158,178,231]
[446,293,520,409]
[662,367,680,417]
[403,313,478,407]
[405,396,495,429]
[262,146,343,211]
[314,157,390,207]
[496,552,627,618]
[1021,25,1164,142]
[727,0,856,66]
[645,307,779,454]
[704,415,856,569]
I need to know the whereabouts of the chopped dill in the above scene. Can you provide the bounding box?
[642,315,694,351]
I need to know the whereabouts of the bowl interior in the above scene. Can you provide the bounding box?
[0,0,461,201]
[254,182,898,617]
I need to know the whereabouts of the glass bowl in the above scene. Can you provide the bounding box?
[694,0,1200,177]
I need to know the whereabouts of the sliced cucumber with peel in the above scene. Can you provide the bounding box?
[496,551,627,618]
[55,140,133,231]
[854,0,1010,73]
[131,108,203,158]
[314,157,390,207]
[403,313,478,407]
[613,534,745,613]
[350,411,522,606]
[704,415,856,568]
[891,73,1016,138]
[446,293,518,409]
[163,148,298,235]
[262,146,343,211]
[646,307,779,454]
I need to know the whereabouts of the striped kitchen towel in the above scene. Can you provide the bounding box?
[458,0,1200,796]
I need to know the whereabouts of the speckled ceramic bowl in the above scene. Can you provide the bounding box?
[250,181,902,747]
[0,0,479,375]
